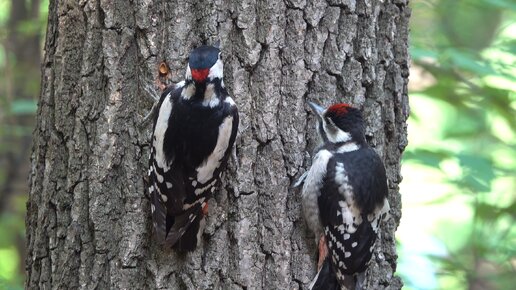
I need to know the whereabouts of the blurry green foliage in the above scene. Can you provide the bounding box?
[401,0,515,289]
[9,100,38,115]
[0,0,49,289]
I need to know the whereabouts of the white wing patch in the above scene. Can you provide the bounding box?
[196,116,233,184]
[154,93,173,171]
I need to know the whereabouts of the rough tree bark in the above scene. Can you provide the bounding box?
[26,0,409,289]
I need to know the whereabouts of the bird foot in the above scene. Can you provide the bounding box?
[202,203,209,216]
[139,83,162,127]
[292,171,308,188]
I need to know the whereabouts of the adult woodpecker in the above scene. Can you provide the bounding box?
[301,102,390,289]
[147,45,238,252]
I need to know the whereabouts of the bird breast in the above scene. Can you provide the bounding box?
[302,149,333,238]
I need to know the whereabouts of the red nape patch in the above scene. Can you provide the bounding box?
[191,68,210,82]
[327,103,352,115]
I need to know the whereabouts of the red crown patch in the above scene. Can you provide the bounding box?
[327,103,352,115]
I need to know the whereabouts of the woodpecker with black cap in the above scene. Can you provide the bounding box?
[147,45,238,251]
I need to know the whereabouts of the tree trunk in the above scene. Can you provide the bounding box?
[26,0,409,289]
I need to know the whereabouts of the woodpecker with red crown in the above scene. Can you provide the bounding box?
[147,45,238,251]
[300,102,390,290]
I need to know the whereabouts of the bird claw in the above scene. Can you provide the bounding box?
[140,101,159,127]
[143,83,161,102]
[292,171,308,188]
[139,83,162,127]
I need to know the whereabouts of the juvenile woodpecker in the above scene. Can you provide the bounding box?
[147,45,238,251]
[301,102,390,290]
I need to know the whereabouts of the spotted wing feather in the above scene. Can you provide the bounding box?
[318,147,389,282]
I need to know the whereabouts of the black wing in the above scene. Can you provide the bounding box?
[166,98,238,251]
[318,147,389,280]
[148,90,239,251]
[148,84,190,245]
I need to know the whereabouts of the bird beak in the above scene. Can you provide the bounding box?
[308,101,325,118]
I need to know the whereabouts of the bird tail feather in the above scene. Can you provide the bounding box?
[309,256,340,290]
[309,256,360,290]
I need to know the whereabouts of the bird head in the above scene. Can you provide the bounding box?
[186,45,223,84]
[308,101,366,144]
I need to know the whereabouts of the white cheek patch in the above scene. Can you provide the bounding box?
[331,130,351,143]
[323,119,352,143]
[196,116,233,184]
[185,64,192,80]
[153,93,173,171]
[208,58,223,80]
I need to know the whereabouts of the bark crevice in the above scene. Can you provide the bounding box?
[27,0,409,289]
